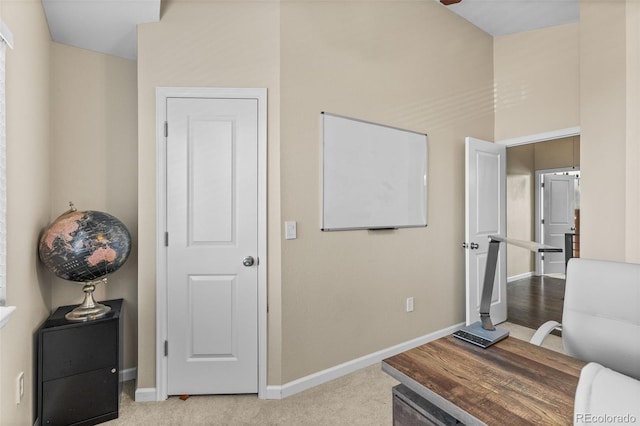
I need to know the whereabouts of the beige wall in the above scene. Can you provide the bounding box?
[626,0,640,262]
[494,23,580,141]
[506,137,580,278]
[0,1,51,424]
[494,23,582,277]
[137,0,493,388]
[580,0,639,262]
[534,136,580,171]
[49,42,139,371]
[506,144,535,277]
[279,1,493,382]
[137,0,282,387]
[0,7,139,424]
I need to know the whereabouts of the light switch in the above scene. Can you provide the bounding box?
[406,297,414,313]
[285,221,297,240]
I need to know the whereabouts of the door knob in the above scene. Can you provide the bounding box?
[243,256,255,267]
[470,242,479,250]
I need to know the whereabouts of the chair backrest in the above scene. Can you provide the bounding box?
[563,258,640,380]
[574,362,640,425]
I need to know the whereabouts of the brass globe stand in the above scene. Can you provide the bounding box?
[65,277,111,321]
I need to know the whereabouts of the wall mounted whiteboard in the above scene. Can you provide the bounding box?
[321,113,428,231]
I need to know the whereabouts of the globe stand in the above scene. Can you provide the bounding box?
[65,278,111,321]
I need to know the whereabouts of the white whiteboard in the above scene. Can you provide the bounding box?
[321,113,428,231]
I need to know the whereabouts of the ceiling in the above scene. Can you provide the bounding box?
[41,0,579,61]
[439,0,579,36]
[41,0,160,60]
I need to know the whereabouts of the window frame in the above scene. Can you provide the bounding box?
[0,19,14,328]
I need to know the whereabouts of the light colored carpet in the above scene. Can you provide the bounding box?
[107,322,563,425]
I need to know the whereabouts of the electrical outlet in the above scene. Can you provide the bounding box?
[406,297,414,312]
[16,371,24,404]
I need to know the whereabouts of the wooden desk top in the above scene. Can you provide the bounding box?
[382,335,586,426]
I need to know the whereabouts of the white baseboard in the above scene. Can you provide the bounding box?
[507,271,533,283]
[133,322,465,402]
[120,367,137,383]
[125,367,159,403]
[135,387,158,402]
[265,321,465,400]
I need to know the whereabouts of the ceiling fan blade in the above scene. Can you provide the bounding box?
[440,0,462,5]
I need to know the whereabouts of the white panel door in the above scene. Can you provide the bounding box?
[166,97,258,395]
[542,174,575,274]
[465,137,507,325]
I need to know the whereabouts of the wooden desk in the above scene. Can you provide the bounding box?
[382,335,586,425]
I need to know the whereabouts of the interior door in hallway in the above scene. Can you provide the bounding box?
[465,137,507,326]
[166,97,258,395]
[542,173,576,274]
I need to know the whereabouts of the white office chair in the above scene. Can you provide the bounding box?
[530,258,640,381]
[574,362,640,426]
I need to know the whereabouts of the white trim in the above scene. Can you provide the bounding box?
[496,126,580,147]
[507,271,534,283]
[155,87,268,401]
[0,19,13,49]
[264,322,465,400]
[138,322,464,401]
[535,171,542,275]
[0,33,7,307]
[134,387,157,402]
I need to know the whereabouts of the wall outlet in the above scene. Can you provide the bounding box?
[16,371,24,404]
[406,297,414,312]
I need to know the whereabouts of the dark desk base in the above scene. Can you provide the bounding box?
[393,384,463,426]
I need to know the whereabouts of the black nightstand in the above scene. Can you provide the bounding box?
[35,299,123,426]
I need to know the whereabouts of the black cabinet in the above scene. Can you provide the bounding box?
[36,299,123,426]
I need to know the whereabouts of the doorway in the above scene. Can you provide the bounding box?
[505,134,580,280]
[155,88,268,400]
[504,132,580,330]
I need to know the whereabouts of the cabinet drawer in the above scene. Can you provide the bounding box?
[42,320,117,381]
[42,367,118,425]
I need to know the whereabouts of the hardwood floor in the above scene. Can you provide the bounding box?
[507,275,566,330]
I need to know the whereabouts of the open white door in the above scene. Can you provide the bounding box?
[464,137,507,325]
[542,174,576,274]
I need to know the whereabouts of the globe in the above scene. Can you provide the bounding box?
[38,203,132,320]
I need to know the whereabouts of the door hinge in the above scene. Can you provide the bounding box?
[165,232,169,247]
[164,340,168,357]
[164,121,168,137]
[541,219,545,224]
